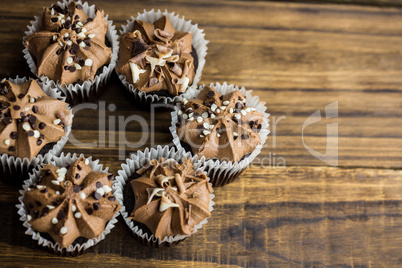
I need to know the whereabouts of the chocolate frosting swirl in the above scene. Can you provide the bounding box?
[25,2,111,85]
[116,16,195,96]
[0,79,71,159]
[23,157,120,248]
[176,86,265,162]
[130,158,212,239]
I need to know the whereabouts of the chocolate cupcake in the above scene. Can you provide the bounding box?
[114,146,214,247]
[23,0,119,104]
[117,10,208,108]
[170,83,270,186]
[16,154,120,255]
[0,77,72,183]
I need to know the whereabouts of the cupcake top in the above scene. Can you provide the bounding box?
[23,157,120,248]
[175,86,265,162]
[130,157,212,239]
[0,79,71,159]
[25,1,111,85]
[116,16,195,96]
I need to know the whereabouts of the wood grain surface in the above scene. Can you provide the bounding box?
[1,0,402,267]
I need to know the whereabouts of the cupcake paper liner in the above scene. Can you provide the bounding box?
[22,0,119,105]
[169,82,270,187]
[0,76,72,184]
[114,145,215,247]
[16,153,120,256]
[117,9,209,109]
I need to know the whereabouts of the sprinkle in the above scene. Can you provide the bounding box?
[4,139,10,145]
[79,41,86,47]
[233,132,239,137]
[52,217,58,224]
[60,227,67,235]
[210,124,214,129]
[81,27,87,33]
[52,35,57,41]
[77,22,84,27]
[229,108,234,114]
[211,114,215,119]
[61,19,65,24]
[27,215,32,221]
[33,130,40,139]
[103,185,112,194]
[203,122,209,129]
[177,110,182,115]
[22,123,30,131]
[200,134,204,138]
[59,167,67,173]
[211,104,217,112]
[72,205,76,212]
[220,106,227,111]
[223,100,230,105]
[47,205,55,210]
[24,107,29,112]
[96,188,105,196]
[67,57,73,64]
[56,191,60,195]
[80,192,86,199]
[246,107,251,113]
[51,180,60,185]
[196,117,202,123]
[217,133,221,137]
[36,185,44,189]
[203,130,211,135]
[187,117,194,122]
[85,159,89,165]
[57,176,64,182]
[234,114,241,119]
[251,107,256,111]
[88,33,96,38]
[51,8,55,15]
[202,112,208,118]
[29,97,35,103]
[75,63,82,70]
[66,40,72,46]
[53,119,61,125]
[188,112,194,118]
[64,33,69,38]
[59,41,64,47]
[85,59,93,67]
[182,114,188,120]
[74,212,82,218]
[216,109,220,114]
[241,110,247,116]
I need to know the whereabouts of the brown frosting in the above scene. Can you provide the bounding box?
[176,86,265,162]
[116,16,195,96]
[130,158,212,239]
[0,79,71,159]
[23,157,120,248]
[25,2,111,85]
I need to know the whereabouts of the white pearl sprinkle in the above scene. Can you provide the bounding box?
[56,191,60,195]
[211,114,215,119]
[81,27,87,33]
[29,97,35,103]
[74,212,82,219]
[103,185,112,194]
[64,33,69,38]
[36,185,44,189]
[75,63,82,70]
[233,132,239,137]
[234,114,241,119]
[52,217,58,224]
[182,114,188,120]
[53,119,61,125]
[251,107,256,111]
[200,134,204,138]
[51,8,55,15]
[85,59,93,67]
[59,41,64,47]
[79,41,86,47]
[24,107,29,112]
[88,33,96,39]
[203,130,211,135]
[220,106,227,110]
[229,108,234,114]
[66,40,72,46]
[246,107,251,113]
[210,124,214,129]
[177,110,182,115]
[202,112,208,118]
[196,117,202,123]
[241,110,247,116]
[51,180,60,185]
[33,130,40,139]
[67,57,73,64]
[52,35,57,41]
[77,32,86,39]
[61,19,65,24]
[211,104,217,112]
[96,188,105,196]
[203,122,209,129]
[57,176,64,182]
[59,167,67,173]
[4,139,10,146]
[223,100,230,105]
[187,117,194,122]
[80,192,86,199]
[71,205,76,212]
[77,22,84,27]
[60,227,67,235]
[27,214,32,221]
[216,109,220,114]
[22,123,30,132]
[217,133,221,138]
[188,113,193,118]
[85,159,89,165]
[47,205,55,210]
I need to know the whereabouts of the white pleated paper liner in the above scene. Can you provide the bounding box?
[169,82,270,187]
[117,9,209,108]
[16,153,120,256]
[0,76,73,184]
[114,145,215,247]
[22,0,119,105]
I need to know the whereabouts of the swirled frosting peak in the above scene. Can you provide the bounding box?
[25,2,112,85]
[175,86,265,162]
[0,79,71,159]
[23,157,120,248]
[116,16,196,96]
[130,158,212,239]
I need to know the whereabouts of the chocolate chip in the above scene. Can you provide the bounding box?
[107,196,115,202]
[207,90,215,98]
[56,49,62,55]
[96,181,102,188]
[93,192,101,200]
[175,122,181,128]
[65,163,70,169]
[86,208,93,215]
[64,20,71,29]
[238,119,243,125]
[13,105,20,110]
[39,122,46,129]
[9,96,16,102]
[10,132,17,139]
[75,173,80,179]
[36,201,42,207]
[28,115,36,124]
[42,206,49,216]
[78,59,85,66]
[77,165,82,170]
[36,140,42,146]
[40,134,45,140]
[45,169,52,176]
[71,24,76,31]
[72,43,80,52]
[93,203,100,211]
[73,186,81,193]
[27,131,34,137]
[33,210,39,218]
[32,106,38,113]
[51,17,58,22]
[64,66,70,71]
[76,38,82,44]
[83,37,91,45]
[17,94,24,99]
[40,188,48,193]
[76,4,83,9]
[76,28,82,34]
[193,103,200,109]
[57,210,64,220]
[86,18,93,22]
[21,115,29,122]
[197,124,204,130]
[4,117,12,124]
[74,15,79,20]
[69,66,76,72]
[107,174,114,181]
[84,45,90,50]
[219,96,223,100]
[0,85,8,95]
[54,228,59,235]
[241,134,249,140]
[235,102,243,109]
[256,124,262,132]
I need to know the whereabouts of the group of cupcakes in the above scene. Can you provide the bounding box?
[0,0,270,255]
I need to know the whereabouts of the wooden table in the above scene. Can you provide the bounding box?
[1,0,402,266]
